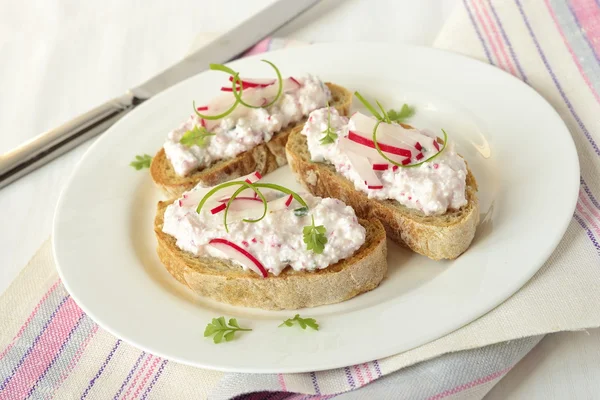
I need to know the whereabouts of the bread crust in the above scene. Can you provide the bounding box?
[150,83,352,197]
[285,127,480,260]
[154,201,388,310]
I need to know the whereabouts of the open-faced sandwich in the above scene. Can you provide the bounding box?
[150,60,352,196]
[154,171,387,310]
[285,93,479,260]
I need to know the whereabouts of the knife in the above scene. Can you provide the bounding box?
[0,0,320,190]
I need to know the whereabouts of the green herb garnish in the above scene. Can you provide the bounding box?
[279,314,319,330]
[354,92,447,168]
[179,125,215,148]
[196,181,327,253]
[303,215,327,255]
[387,104,415,123]
[319,102,338,145]
[129,154,152,170]
[231,60,283,109]
[294,206,309,217]
[204,317,252,343]
[193,60,283,121]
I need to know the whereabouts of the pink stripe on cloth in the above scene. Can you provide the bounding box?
[0,297,84,400]
[577,201,600,238]
[570,0,600,56]
[477,0,518,76]
[122,355,153,400]
[277,373,287,391]
[0,280,61,360]
[244,38,272,56]
[130,356,161,400]
[544,0,600,105]
[580,191,600,220]
[470,0,508,72]
[427,366,512,400]
[362,363,374,383]
[353,365,365,386]
[47,324,99,400]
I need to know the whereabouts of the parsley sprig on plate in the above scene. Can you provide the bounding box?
[279,314,319,330]
[204,317,252,343]
[130,154,152,170]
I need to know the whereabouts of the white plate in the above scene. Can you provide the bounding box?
[53,43,579,373]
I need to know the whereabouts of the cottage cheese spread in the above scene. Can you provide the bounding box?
[164,75,331,176]
[302,108,468,216]
[162,191,365,276]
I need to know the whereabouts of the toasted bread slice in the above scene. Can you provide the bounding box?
[154,200,387,310]
[151,83,352,197]
[285,127,480,260]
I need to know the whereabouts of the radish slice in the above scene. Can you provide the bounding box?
[338,136,406,164]
[179,171,262,208]
[346,151,383,188]
[228,76,276,88]
[351,112,438,156]
[196,106,209,111]
[209,238,267,277]
[284,194,293,207]
[289,77,302,87]
[211,203,226,214]
[348,131,412,158]
[372,163,390,171]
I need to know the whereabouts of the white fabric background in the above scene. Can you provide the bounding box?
[0,0,598,397]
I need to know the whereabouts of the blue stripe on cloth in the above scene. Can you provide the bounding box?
[25,314,95,400]
[581,178,600,210]
[309,372,320,395]
[113,352,146,400]
[549,0,600,98]
[489,0,529,83]
[574,213,600,254]
[343,367,356,390]
[0,294,70,392]
[463,0,494,64]
[515,0,600,157]
[373,361,382,378]
[80,339,122,400]
[0,284,67,385]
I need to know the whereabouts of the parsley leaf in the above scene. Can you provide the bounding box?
[386,104,415,122]
[319,103,338,145]
[279,314,319,330]
[303,215,327,254]
[129,154,152,170]
[180,125,215,148]
[294,206,309,217]
[204,317,252,344]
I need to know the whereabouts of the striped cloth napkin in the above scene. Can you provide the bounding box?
[2,1,600,399]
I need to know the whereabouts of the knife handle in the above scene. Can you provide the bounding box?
[0,91,145,190]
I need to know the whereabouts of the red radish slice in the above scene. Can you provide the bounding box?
[196,106,209,111]
[402,158,411,165]
[209,238,267,277]
[218,196,263,203]
[372,163,390,171]
[228,76,276,88]
[285,194,293,207]
[351,112,438,155]
[289,77,302,87]
[416,153,424,160]
[346,151,383,188]
[367,184,384,189]
[348,131,412,158]
[433,140,440,151]
[179,171,263,208]
[338,136,406,164]
[211,203,227,214]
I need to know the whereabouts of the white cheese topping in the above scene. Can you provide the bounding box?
[302,108,468,216]
[163,75,330,176]
[162,191,366,276]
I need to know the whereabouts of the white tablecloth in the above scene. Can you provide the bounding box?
[1,1,598,397]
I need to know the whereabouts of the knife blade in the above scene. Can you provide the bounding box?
[0,0,320,190]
